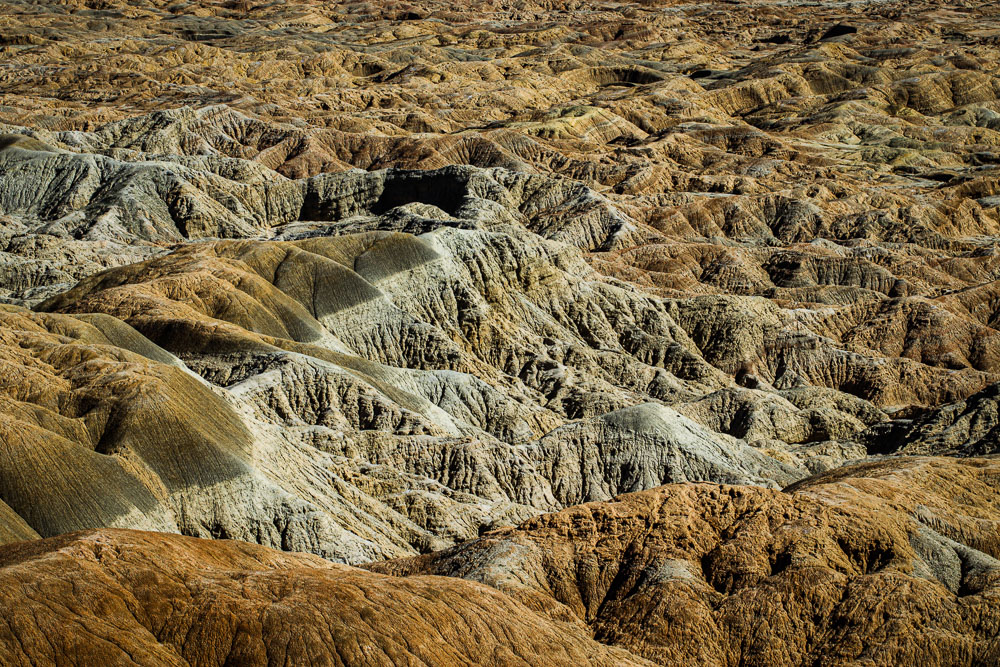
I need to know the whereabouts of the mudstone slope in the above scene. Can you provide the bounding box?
[0,0,999,664]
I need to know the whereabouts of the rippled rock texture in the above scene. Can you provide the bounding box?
[2,457,999,666]
[1,0,999,664]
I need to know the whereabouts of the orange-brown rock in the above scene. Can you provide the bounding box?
[0,0,998,662]
[376,456,1000,666]
[1,455,998,666]
[0,0,998,419]
[0,529,648,666]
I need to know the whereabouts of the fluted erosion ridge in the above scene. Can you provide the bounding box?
[1,456,998,666]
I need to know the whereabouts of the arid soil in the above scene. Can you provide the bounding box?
[0,0,999,664]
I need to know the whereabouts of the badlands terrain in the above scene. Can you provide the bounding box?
[0,0,999,663]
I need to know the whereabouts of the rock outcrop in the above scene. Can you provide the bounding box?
[4,228,808,562]
[376,456,1000,666]
[1,456,998,667]
[0,529,649,666]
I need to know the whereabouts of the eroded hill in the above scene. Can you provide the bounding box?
[0,0,999,664]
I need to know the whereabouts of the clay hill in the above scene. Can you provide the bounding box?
[0,0,999,664]
[3,457,1000,665]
